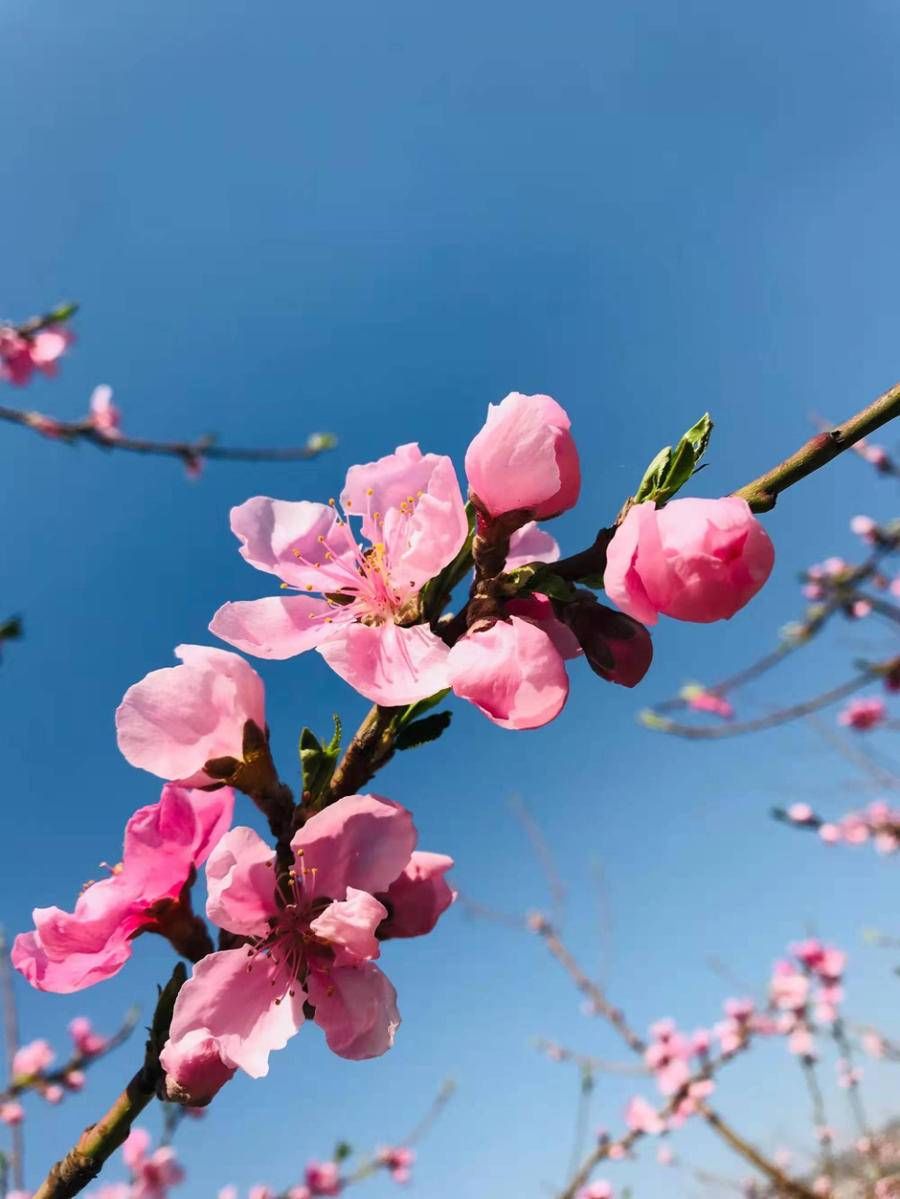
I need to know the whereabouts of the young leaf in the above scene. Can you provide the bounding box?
[631,413,714,506]
[396,711,452,751]
[299,716,342,801]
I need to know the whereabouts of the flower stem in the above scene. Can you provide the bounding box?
[733,381,900,512]
[32,965,185,1199]
[328,705,401,801]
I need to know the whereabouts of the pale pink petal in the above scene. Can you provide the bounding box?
[308,962,400,1059]
[291,794,416,901]
[505,521,560,570]
[378,851,455,939]
[165,949,305,1079]
[318,621,451,706]
[342,444,463,546]
[448,616,569,729]
[505,594,581,659]
[210,596,345,661]
[603,504,662,627]
[122,1128,150,1171]
[205,827,279,937]
[116,645,265,785]
[465,393,580,519]
[229,497,356,590]
[309,888,387,962]
[30,329,71,367]
[378,454,468,587]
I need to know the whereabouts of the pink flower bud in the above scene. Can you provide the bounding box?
[0,1102,24,1126]
[465,392,580,520]
[448,616,569,729]
[160,1029,236,1106]
[604,498,774,626]
[787,803,814,823]
[838,697,886,732]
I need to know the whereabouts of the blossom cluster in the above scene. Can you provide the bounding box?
[0,1018,114,1126]
[784,800,900,853]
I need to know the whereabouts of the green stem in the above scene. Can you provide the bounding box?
[733,381,900,512]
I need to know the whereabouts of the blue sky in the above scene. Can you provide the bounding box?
[2,2,900,1195]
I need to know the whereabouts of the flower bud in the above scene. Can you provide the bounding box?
[604,497,774,625]
[465,392,580,520]
[562,599,653,688]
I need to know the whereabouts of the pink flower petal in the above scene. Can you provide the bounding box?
[229,497,356,590]
[165,949,305,1079]
[309,888,387,963]
[210,596,344,661]
[308,962,400,1059]
[505,521,560,570]
[205,827,280,938]
[448,616,569,729]
[378,851,455,939]
[116,645,265,785]
[317,620,451,706]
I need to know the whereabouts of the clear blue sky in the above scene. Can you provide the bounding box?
[2,2,900,1195]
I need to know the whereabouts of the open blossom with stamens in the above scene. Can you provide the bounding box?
[160,794,454,1103]
[12,785,233,993]
[209,444,468,705]
[122,1129,184,1199]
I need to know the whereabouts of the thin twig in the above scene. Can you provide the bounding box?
[0,931,24,1190]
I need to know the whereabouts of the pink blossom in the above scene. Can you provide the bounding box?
[69,1017,108,1057]
[625,1095,665,1134]
[303,1162,342,1196]
[769,963,809,1012]
[210,445,468,705]
[788,1028,816,1058]
[465,392,580,520]
[376,852,455,939]
[161,795,453,1100]
[811,1178,832,1197]
[447,616,569,729]
[838,697,887,731]
[0,1102,24,1125]
[88,385,121,437]
[684,687,733,719]
[819,823,842,844]
[64,1069,86,1091]
[0,326,72,385]
[12,1039,54,1078]
[657,1145,674,1166]
[862,1031,886,1059]
[116,645,265,788]
[122,1129,184,1199]
[604,498,774,626]
[13,784,233,993]
[578,1183,613,1199]
[43,1084,64,1104]
[559,600,653,688]
[505,521,560,569]
[787,803,814,823]
[689,1029,711,1055]
[377,1147,415,1184]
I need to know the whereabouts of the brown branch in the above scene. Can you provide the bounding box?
[733,382,900,512]
[0,406,336,468]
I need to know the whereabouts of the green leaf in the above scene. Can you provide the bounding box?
[396,711,452,751]
[299,715,342,802]
[334,1142,353,1163]
[399,689,451,726]
[499,564,575,601]
[46,301,79,324]
[632,413,714,506]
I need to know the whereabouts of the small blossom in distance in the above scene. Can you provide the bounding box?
[838,697,887,732]
[88,385,121,438]
[377,1146,415,1184]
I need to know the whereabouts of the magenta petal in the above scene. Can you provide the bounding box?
[309,888,387,963]
[205,827,279,938]
[123,785,234,897]
[603,504,662,627]
[11,925,135,995]
[165,949,305,1079]
[318,621,451,706]
[291,794,416,901]
[308,962,400,1060]
[229,497,356,590]
[160,1029,236,1106]
[379,852,455,939]
[210,596,342,660]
